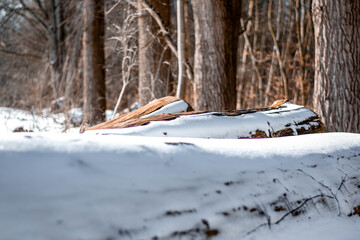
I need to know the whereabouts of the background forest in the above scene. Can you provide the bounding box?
[0,0,359,132]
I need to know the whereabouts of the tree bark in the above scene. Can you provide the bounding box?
[175,0,185,99]
[83,0,106,125]
[192,0,239,111]
[238,0,253,109]
[49,0,64,99]
[137,0,171,106]
[312,0,360,132]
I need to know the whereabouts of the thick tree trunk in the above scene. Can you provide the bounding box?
[83,0,106,125]
[138,0,171,106]
[192,0,239,111]
[312,0,360,132]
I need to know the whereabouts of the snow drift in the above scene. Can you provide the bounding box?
[0,132,359,240]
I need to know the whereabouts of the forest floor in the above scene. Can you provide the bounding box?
[0,107,359,240]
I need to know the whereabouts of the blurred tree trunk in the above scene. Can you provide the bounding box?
[312,0,360,132]
[192,0,240,111]
[138,0,171,106]
[49,0,64,99]
[268,0,289,100]
[238,0,253,109]
[296,0,311,106]
[83,0,106,125]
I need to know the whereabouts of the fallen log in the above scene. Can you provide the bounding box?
[84,97,326,138]
[85,96,193,131]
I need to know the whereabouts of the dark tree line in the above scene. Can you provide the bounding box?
[0,0,358,132]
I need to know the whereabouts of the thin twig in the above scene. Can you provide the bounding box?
[245,193,334,237]
[274,194,332,224]
[106,0,121,15]
[297,169,341,216]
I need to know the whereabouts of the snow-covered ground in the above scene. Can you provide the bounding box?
[0,107,69,133]
[1,132,359,240]
[0,107,359,240]
[0,107,114,134]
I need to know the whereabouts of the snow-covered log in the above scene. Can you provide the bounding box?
[85,97,326,138]
[85,96,193,132]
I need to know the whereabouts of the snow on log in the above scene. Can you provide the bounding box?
[85,96,193,132]
[85,97,326,138]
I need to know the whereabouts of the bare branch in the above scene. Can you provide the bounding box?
[34,0,48,20]
[125,0,193,82]
[106,0,121,15]
[19,0,48,32]
[0,48,42,61]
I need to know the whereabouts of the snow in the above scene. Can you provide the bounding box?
[0,106,359,240]
[0,132,360,240]
[86,102,319,138]
[0,107,115,134]
[0,107,67,133]
[140,100,190,118]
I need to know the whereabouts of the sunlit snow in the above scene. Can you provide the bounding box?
[0,107,359,240]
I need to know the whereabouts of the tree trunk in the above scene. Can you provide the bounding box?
[138,0,171,106]
[192,0,239,111]
[312,0,360,132]
[238,0,253,109]
[175,0,185,99]
[49,0,64,99]
[265,0,283,106]
[268,0,289,100]
[83,0,106,125]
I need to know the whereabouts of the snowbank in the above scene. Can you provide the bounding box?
[0,132,359,240]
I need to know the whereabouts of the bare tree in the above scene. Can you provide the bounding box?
[264,0,282,106]
[312,0,360,132]
[191,0,240,111]
[137,0,171,106]
[83,0,106,125]
[175,0,185,99]
[109,5,138,119]
[48,0,64,99]
[268,0,289,100]
[295,0,312,106]
[238,0,254,109]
